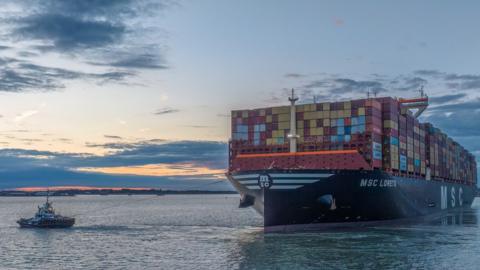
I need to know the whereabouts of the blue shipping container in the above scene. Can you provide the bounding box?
[400,155,407,171]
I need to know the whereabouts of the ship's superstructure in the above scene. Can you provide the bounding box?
[227,91,477,229]
[17,195,75,228]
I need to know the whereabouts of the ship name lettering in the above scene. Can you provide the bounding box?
[360,179,396,188]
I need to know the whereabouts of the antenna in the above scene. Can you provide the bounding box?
[419,85,425,98]
[372,88,379,97]
[367,90,370,99]
[287,88,299,153]
[313,95,317,104]
[288,88,298,103]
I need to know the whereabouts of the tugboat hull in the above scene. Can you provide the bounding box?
[17,218,75,229]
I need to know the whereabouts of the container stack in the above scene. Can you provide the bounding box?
[231,99,383,169]
[378,97,400,171]
[423,123,476,183]
[230,97,477,184]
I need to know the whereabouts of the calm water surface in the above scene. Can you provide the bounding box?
[1,195,480,269]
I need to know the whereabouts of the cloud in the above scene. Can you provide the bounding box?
[154,107,180,115]
[414,70,480,90]
[0,140,230,189]
[298,76,388,98]
[414,70,443,77]
[56,138,72,143]
[14,110,38,122]
[429,93,467,104]
[15,14,126,51]
[284,73,305,78]
[0,57,133,92]
[8,0,166,53]
[91,53,167,69]
[0,0,170,92]
[424,99,480,136]
[183,125,214,128]
[104,135,123,140]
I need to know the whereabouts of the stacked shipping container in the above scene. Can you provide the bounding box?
[230,97,477,184]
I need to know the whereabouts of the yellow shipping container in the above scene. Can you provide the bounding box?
[344,101,351,110]
[297,121,304,129]
[330,111,338,118]
[343,110,351,117]
[310,127,324,136]
[272,106,290,114]
[278,113,290,122]
[296,105,306,112]
[278,121,290,130]
[259,109,266,116]
[272,130,283,137]
[266,138,273,145]
[307,104,317,111]
[310,119,317,128]
[266,115,272,123]
[384,120,398,129]
[298,137,304,143]
[314,111,322,118]
[358,107,365,115]
[323,119,330,127]
[408,165,414,172]
[304,111,316,120]
[322,103,330,111]
[317,127,324,136]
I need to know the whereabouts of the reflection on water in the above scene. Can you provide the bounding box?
[236,206,480,270]
[1,195,480,269]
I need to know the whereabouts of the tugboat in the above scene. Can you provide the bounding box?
[17,194,75,228]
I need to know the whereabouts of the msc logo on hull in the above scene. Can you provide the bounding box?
[441,186,463,209]
[258,174,272,189]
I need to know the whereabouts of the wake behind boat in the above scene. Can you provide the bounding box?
[17,195,75,228]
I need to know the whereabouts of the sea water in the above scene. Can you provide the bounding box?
[1,195,480,269]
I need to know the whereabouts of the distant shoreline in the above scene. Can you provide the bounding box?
[0,188,237,197]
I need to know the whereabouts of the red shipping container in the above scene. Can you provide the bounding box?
[345,117,351,126]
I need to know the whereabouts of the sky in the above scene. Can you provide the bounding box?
[0,0,479,189]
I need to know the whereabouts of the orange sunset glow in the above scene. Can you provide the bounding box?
[15,186,153,192]
[76,163,225,178]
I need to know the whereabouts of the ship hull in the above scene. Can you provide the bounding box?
[17,218,75,228]
[227,170,476,229]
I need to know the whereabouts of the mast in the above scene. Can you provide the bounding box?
[287,89,299,153]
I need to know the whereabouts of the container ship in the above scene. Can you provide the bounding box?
[226,90,477,230]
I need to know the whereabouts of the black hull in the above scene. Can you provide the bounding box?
[17,219,75,229]
[227,170,476,229]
